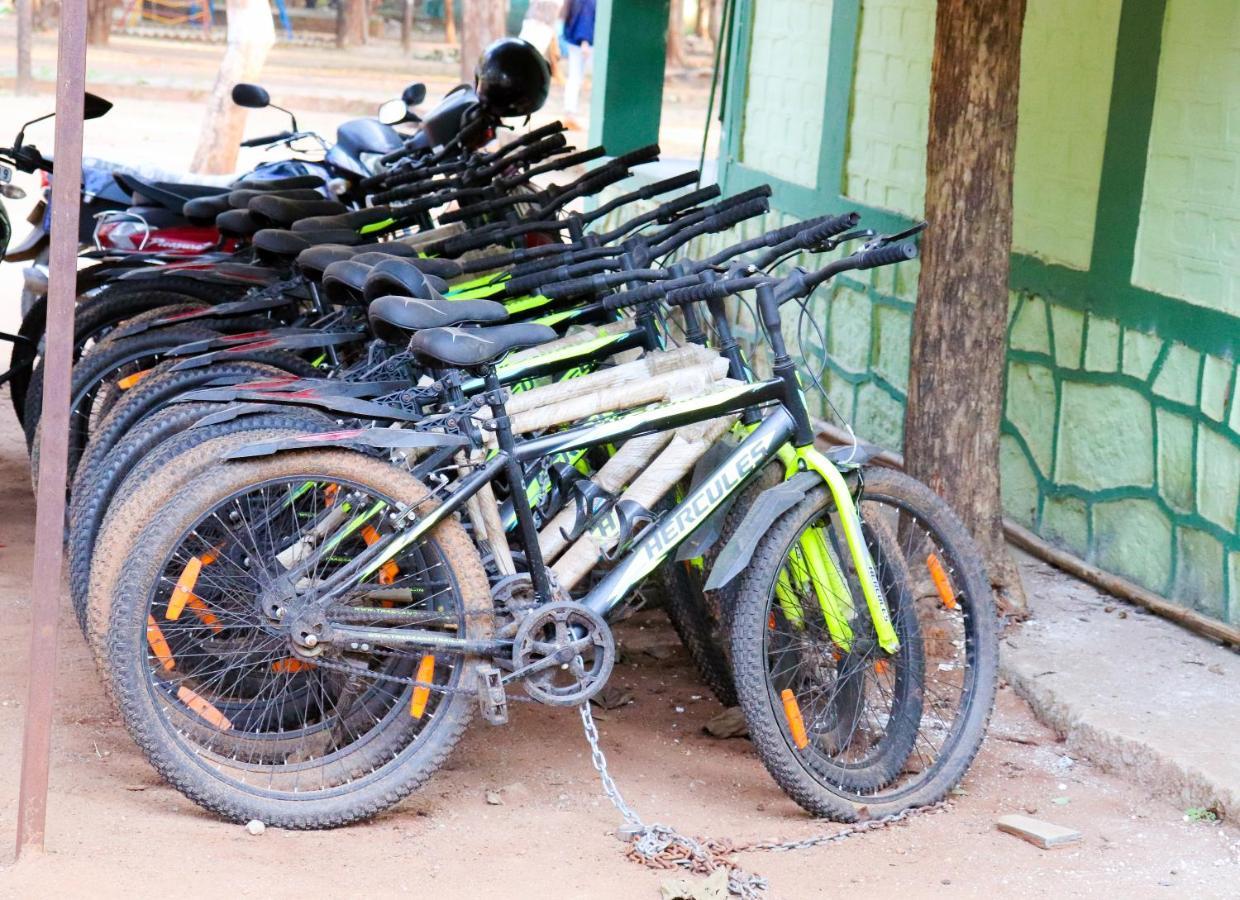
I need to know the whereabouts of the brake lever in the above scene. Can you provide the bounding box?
[810,228,874,254]
[880,221,928,244]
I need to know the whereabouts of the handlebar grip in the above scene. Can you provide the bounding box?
[854,241,918,269]
[538,273,612,301]
[503,264,576,296]
[379,142,414,166]
[798,211,862,246]
[241,131,293,148]
[601,281,669,311]
[704,196,770,234]
[665,280,729,307]
[655,186,719,223]
[610,143,661,170]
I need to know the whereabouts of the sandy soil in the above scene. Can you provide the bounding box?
[0,395,1236,898]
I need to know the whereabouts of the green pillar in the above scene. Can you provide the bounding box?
[588,0,668,155]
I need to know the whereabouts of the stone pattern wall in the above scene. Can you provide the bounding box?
[1003,296,1240,623]
[738,0,834,187]
[1132,0,1240,316]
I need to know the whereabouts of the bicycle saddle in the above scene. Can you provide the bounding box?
[253,228,363,258]
[408,323,556,368]
[248,194,348,227]
[292,207,394,234]
[215,208,262,238]
[368,295,508,344]
[362,258,450,301]
[321,259,374,304]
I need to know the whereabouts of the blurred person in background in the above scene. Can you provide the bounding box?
[560,0,595,129]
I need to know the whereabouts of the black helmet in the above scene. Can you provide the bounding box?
[475,38,551,118]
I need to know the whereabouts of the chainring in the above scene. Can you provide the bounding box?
[511,601,615,706]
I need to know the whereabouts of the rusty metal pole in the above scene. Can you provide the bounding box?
[14,0,88,859]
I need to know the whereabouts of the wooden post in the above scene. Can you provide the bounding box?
[190,0,276,174]
[15,0,88,859]
[16,0,34,94]
[902,0,1029,614]
[588,0,669,155]
[402,0,413,53]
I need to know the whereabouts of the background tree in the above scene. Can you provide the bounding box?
[903,0,1029,615]
[337,0,368,48]
[16,0,34,94]
[190,0,276,174]
[87,0,112,44]
[460,0,505,83]
[444,0,457,46]
[666,0,685,69]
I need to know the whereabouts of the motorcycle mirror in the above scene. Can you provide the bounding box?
[231,83,271,109]
[378,99,408,126]
[402,83,427,107]
[83,92,113,120]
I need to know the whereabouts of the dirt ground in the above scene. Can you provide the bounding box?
[1,41,1238,900]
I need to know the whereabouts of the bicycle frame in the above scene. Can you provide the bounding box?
[298,365,898,657]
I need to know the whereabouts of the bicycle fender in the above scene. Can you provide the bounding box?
[179,388,424,423]
[703,470,821,592]
[673,439,741,562]
[223,426,466,460]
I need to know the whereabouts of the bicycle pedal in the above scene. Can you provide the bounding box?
[476,664,508,725]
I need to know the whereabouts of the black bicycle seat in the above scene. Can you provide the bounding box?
[408,323,556,368]
[248,194,349,227]
[362,257,450,301]
[292,206,395,234]
[368,294,508,344]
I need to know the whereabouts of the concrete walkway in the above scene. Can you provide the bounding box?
[1003,550,1239,820]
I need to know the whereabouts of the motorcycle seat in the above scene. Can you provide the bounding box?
[408,323,557,369]
[368,294,507,344]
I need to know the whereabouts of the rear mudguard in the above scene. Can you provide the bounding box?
[181,385,425,423]
[703,470,824,592]
[111,292,296,338]
[116,261,280,287]
[222,425,466,460]
[166,330,367,368]
[193,376,409,399]
[672,438,744,563]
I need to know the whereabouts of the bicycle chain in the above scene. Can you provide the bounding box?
[303,652,534,702]
[578,701,952,898]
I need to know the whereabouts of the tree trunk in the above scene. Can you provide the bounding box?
[460,0,506,84]
[709,0,722,42]
[337,0,367,48]
[903,0,1029,616]
[694,0,709,39]
[16,0,34,94]
[666,0,685,69]
[444,0,457,46]
[190,0,276,174]
[402,0,413,53]
[87,0,112,45]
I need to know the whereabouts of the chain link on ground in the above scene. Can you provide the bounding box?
[579,701,953,898]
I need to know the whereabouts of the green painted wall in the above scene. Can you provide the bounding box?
[706,0,1239,623]
[1131,0,1240,317]
[739,0,834,186]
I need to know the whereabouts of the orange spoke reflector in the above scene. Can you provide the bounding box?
[184,595,222,633]
[875,659,890,676]
[780,688,809,750]
[117,368,152,390]
[361,525,401,586]
[926,553,958,610]
[167,556,203,620]
[176,685,233,731]
[324,483,340,506]
[272,657,315,674]
[410,654,435,719]
[146,615,175,671]
[768,611,777,630]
